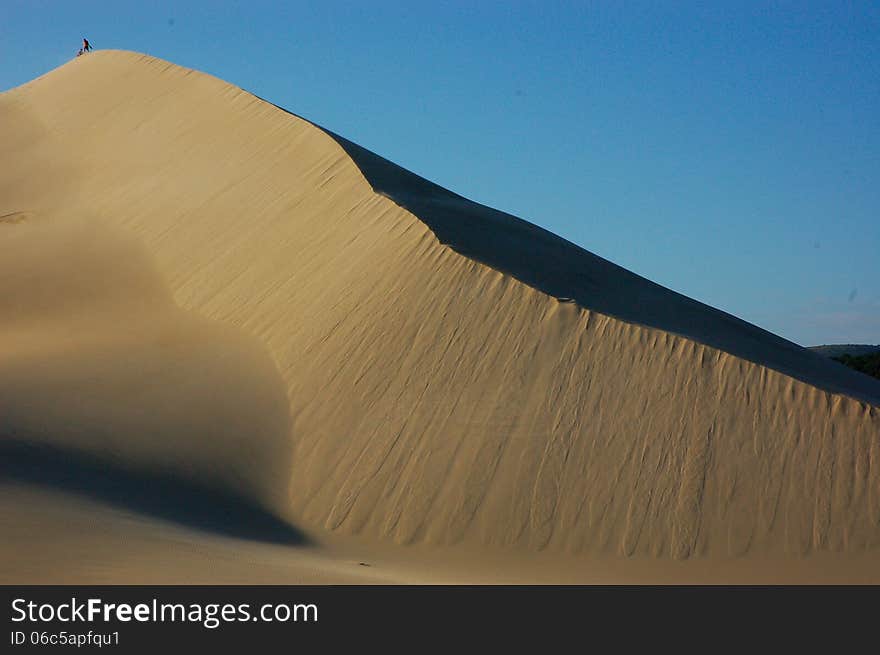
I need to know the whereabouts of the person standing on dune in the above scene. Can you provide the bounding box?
[81,38,92,54]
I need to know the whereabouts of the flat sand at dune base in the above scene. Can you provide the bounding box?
[4,483,880,584]
[1,51,879,583]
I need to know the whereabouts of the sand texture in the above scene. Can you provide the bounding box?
[2,51,879,581]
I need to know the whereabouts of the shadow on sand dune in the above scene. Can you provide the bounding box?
[0,440,308,546]
[0,217,305,546]
[249,99,878,407]
[322,131,880,407]
[254,95,879,405]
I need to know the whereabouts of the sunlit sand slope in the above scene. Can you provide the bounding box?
[2,50,878,560]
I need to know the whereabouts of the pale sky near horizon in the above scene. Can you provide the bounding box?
[2,1,878,346]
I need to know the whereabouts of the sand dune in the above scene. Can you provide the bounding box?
[2,51,879,581]
[0,217,293,514]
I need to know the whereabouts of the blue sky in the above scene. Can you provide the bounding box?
[2,1,878,346]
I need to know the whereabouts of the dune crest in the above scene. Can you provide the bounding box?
[2,50,879,560]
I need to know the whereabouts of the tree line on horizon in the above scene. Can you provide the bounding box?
[832,352,880,381]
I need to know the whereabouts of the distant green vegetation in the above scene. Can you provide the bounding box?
[833,352,880,380]
[810,344,880,358]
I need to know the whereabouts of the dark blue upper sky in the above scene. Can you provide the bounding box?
[2,1,878,346]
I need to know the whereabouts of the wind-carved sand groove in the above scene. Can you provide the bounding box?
[1,51,879,560]
[0,211,32,224]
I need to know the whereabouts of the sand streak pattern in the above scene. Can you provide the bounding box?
[1,51,879,561]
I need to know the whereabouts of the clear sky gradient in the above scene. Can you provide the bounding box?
[2,1,878,346]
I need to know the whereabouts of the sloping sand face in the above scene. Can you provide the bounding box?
[0,215,294,517]
[1,51,879,571]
